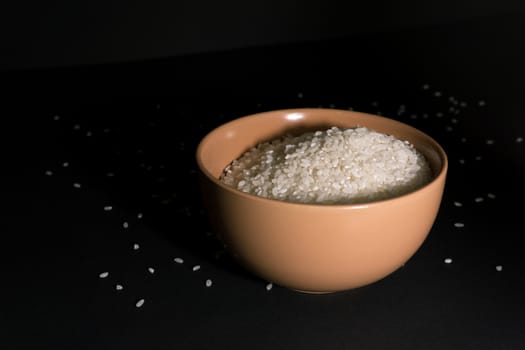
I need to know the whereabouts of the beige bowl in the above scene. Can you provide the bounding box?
[196,108,448,293]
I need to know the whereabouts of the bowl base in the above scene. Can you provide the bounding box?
[293,289,334,294]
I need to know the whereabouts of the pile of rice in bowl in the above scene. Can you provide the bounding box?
[220,126,433,204]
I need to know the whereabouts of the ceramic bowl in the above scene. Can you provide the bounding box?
[195,108,448,293]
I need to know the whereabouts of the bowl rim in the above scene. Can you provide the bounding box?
[195,107,448,209]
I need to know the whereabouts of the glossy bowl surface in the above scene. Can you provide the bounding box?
[196,108,448,293]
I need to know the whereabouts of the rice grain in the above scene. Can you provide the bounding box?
[220,126,432,204]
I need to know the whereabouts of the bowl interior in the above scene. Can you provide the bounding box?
[197,108,446,188]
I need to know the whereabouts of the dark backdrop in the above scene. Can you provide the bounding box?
[1,0,523,70]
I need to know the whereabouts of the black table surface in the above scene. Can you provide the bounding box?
[2,11,525,350]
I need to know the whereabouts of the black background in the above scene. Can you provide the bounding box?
[1,3,525,350]
[0,0,523,70]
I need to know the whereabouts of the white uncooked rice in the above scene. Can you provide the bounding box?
[220,126,432,204]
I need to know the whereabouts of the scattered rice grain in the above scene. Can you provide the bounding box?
[115,284,123,290]
[496,265,503,272]
[192,265,201,271]
[99,271,109,278]
[174,257,184,264]
[444,258,453,264]
[135,299,145,308]
[205,279,213,287]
